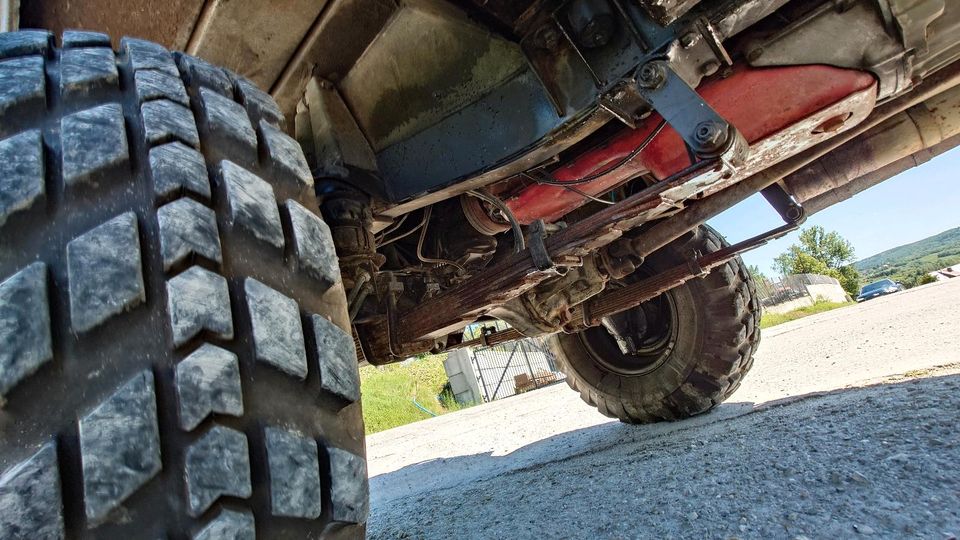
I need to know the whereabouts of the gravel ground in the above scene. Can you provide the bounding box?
[367,279,960,539]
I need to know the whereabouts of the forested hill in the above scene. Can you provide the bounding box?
[855,226,960,281]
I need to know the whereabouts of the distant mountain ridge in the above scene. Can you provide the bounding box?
[854,226,960,280]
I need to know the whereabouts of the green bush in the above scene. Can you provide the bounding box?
[359,354,474,434]
[760,297,853,329]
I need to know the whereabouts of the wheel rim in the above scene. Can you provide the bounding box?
[577,285,680,376]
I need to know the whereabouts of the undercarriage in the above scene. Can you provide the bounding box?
[279,0,960,366]
[16,0,960,367]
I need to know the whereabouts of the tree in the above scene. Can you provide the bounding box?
[747,264,770,284]
[774,226,861,296]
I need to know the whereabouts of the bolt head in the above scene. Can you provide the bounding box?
[701,60,720,77]
[535,26,560,50]
[637,62,667,89]
[581,17,614,48]
[747,47,764,63]
[693,121,728,153]
[679,32,698,48]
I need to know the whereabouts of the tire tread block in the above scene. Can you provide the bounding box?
[328,447,369,525]
[220,161,283,248]
[60,47,118,96]
[0,56,45,117]
[62,31,111,49]
[245,279,308,379]
[311,314,360,403]
[260,121,311,186]
[134,69,190,106]
[158,198,223,271]
[0,31,51,59]
[61,103,130,186]
[285,201,338,290]
[0,129,45,227]
[236,77,284,127]
[184,425,252,517]
[199,89,256,153]
[265,427,322,519]
[0,443,64,540]
[149,142,211,200]
[165,266,234,347]
[79,370,162,523]
[176,54,234,96]
[141,100,201,148]
[121,37,178,75]
[66,212,146,333]
[0,262,53,397]
[175,344,243,431]
[193,508,255,540]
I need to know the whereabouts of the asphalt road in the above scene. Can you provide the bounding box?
[366,278,960,539]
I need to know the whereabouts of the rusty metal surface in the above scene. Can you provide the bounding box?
[338,0,526,153]
[803,131,960,214]
[186,0,332,89]
[271,0,397,128]
[573,221,796,328]
[396,160,716,342]
[392,59,960,347]
[505,65,877,225]
[639,0,702,26]
[785,84,960,202]
[20,0,204,49]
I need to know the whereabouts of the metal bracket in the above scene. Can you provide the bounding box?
[574,219,802,329]
[528,219,555,271]
[634,60,749,163]
[761,183,806,225]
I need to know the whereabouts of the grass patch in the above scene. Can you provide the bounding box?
[760,298,854,329]
[359,354,473,434]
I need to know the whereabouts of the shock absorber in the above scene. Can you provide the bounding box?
[317,185,384,317]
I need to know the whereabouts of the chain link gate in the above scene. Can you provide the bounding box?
[466,323,565,402]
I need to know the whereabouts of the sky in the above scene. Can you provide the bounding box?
[709,146,960,276]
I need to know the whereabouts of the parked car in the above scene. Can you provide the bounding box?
[857,279,904,302]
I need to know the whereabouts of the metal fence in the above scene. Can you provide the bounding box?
[465,322,565,402]
[754,273,840,306]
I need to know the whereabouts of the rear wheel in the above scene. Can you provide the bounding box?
[0,30,366,538]
[549,225,760,423]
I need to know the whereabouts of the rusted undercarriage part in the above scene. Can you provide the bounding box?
[391,73,878,343]
[744,0,960,100]
[449,219,797,350]
[782,83,960,209]
[356,58,960,364]
[468,0,960,230]
[803,131,960,214]
[603,59,960,279]
[495,64,877,227]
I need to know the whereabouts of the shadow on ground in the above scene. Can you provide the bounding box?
[369,371,960,539]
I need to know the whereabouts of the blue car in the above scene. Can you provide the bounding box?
[856,279,904,302]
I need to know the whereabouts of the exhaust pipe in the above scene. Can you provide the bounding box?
[785,85,960,204]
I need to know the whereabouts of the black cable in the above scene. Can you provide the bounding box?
[466,190,526,253]
[529,120,667,186]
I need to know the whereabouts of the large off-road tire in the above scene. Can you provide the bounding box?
[549,225,760,424]
[0,30,367,539]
